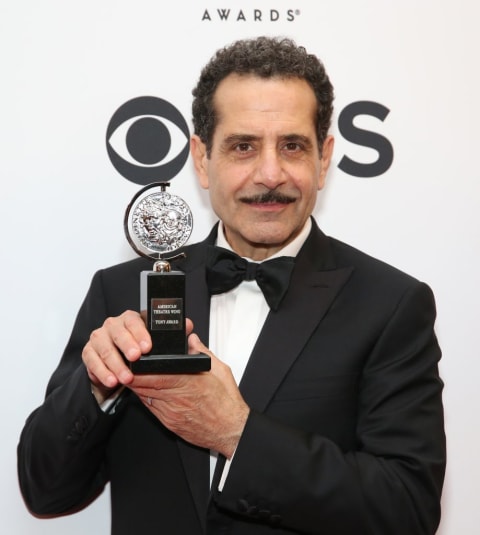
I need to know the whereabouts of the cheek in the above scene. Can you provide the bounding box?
[207,181,233,219]
[209,166,246,202]
[297,180,321,215]
[208,179,227,202]
[299,175,321,199]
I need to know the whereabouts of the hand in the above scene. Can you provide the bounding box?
[131,333,250,459]
[83,311,194,402]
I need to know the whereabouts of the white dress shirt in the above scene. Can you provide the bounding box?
[209,218,312,487]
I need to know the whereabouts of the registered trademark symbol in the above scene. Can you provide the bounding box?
[295,9,301,16]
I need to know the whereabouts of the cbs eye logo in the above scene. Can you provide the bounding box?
[106,96,190,185]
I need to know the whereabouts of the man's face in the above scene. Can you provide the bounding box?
[191,74,333,260]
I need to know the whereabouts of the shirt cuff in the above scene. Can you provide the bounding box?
[97,385,126,414]
[218,448,237,491]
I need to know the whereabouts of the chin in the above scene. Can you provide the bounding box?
[247,230,293,248]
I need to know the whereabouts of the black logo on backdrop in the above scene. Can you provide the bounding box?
[338,101,394,178]
[106,96,190,185]
[107,97,394,182]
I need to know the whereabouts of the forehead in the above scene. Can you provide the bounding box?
[212,74,317,133]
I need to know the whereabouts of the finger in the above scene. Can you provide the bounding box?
[105,311,152,360]
[185,318,194,337]
[131,372,185,393]
[83,360,109,389]
[84,311,149,387]
[82,340,126,389]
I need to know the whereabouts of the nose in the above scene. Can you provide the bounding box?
[253,147,286,188]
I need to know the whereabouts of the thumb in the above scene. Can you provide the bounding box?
[187,332,210,356]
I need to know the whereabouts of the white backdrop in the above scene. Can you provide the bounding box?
[1,1,478,533]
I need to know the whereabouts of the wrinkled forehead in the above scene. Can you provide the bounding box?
[212,74,318,132]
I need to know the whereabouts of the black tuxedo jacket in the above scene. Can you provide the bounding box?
[18,220,445,534]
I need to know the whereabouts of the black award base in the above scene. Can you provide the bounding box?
[129,266,211,374]
[129,353,211,374]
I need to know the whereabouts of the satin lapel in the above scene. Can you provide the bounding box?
[173,236,213,533]
[239,224,354,411]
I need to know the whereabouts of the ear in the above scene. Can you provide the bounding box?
[317,135,334,190]
[190,135,209,189]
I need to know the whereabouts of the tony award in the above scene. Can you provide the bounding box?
[124,182,210,374]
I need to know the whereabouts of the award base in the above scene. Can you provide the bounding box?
[129,353,211,374]
[129,264,211,375]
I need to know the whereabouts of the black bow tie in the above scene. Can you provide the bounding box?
[205,246,295,311]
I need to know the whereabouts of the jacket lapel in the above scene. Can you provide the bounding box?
[239,221,354,411]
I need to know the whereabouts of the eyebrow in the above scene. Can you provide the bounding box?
[222,134,259,146]
[221,133,314,147]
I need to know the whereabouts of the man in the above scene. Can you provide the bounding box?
[18,36,446,534]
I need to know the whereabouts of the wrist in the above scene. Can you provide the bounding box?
[222,405,250,459]
[91,382,118,405]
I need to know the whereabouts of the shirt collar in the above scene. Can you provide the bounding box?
[216,218,312,262]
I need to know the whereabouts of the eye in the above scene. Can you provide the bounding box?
[235,142,253,152]
[282,141,306,153]
[106,96,190,186]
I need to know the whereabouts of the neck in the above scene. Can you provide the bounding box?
[217,218,312,261]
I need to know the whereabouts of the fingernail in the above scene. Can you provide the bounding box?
[127,347,139,360]
[120,370,132,383]
[106,375,117,388]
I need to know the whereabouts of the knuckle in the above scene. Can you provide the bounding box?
[124,311,143,331]
[81,343,92,364]
[103,316,117,330]
[98,345,116,363]
[89,329,101,345]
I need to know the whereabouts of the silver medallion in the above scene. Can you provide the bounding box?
[124,182,193,259]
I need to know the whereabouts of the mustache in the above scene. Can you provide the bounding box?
[240,191,297,204]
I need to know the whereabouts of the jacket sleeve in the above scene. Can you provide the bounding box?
[213,281,446,534]
[17,270,127,515]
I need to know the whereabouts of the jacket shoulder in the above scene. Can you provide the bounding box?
[329,237,422,286]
